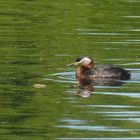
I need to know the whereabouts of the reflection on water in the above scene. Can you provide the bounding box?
[47,68,140,138]
[47,71,126,98]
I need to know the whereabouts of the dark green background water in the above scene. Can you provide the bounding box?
[0,0,140,140]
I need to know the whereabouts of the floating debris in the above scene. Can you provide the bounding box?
[33,84,47,88]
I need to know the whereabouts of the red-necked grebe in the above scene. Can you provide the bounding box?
[68,57,131,82]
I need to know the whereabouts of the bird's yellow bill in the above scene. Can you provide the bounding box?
[67,62,79,66]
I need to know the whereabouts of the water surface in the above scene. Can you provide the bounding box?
[0,0,140,140]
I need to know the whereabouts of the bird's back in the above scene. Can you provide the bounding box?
[92,65,130,80]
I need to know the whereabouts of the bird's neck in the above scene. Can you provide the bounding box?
[80,66,92,71]
[76,66,91,81]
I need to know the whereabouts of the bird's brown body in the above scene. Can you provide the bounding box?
[76,64,130,82]
[75,57,130,83]
[68,56,130,97]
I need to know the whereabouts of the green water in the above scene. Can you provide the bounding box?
[0,0,140,140]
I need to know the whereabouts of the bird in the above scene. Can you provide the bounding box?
[68,56,131,83]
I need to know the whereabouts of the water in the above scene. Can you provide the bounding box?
[0,0,140,140]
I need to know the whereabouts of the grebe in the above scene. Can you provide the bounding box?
[68,57,130,82]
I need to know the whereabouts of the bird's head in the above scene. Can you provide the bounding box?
[68,56,94,69]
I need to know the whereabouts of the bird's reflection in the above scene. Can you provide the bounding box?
[77,78,124,98]
[77,79,93,98]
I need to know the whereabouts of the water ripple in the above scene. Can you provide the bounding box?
[122,62,140,65]
[84,105,139,108]
[56,125,140,132]
[128,29,140,31]
[77,32,124,35]
[57,138,140,140]
[124,16,140,18]
[95,41,140,44]
[94,92,140,98]
[46,72,76,83]
[60,119,87,125]
[109,118,140,123]
[95,111,140,115]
